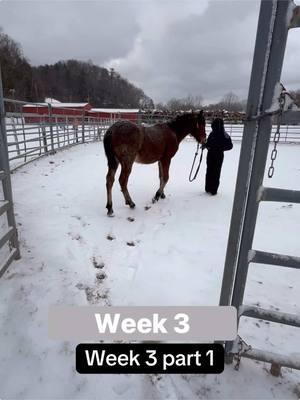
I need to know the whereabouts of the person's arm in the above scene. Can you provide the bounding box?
[223,133,233,151]
[203,134,212,149]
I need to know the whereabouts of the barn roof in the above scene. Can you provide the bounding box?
[90,108,140,113]
[23,102,91,109]
[50,102,90,108]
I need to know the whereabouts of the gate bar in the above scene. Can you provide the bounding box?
[219,0,279,306]
[239,305,300,327]
[0,248,18,278]
[250,249,300,269]
[230,0,291,310]
[0,65,20,259]
[259,186,300,203]
[0,200,10,217]
[241,348,300,370]
[0,226,14,249]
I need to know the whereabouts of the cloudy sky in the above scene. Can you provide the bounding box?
[0,0,299,104]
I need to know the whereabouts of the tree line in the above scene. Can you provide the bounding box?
[156,93,246,113]
[1,27,299,111]
[0,28,153,108]
[155,89,300,113]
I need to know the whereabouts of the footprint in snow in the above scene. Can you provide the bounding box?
[106,234,115,241]
[96,272,107,281]
[281,203,293,209]
[71,215,88,227]
[67,232,85,244]
[76,283,110,305]
[92,256,105,269]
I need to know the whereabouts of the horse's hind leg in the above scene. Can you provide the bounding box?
[119,158,135,209]
[106,165,118,216]
[153,159,171,202]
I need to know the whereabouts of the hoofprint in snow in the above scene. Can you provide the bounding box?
[0,140,299,399]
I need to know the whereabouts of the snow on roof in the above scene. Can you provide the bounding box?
[23,103,45,107]
[90,108,140,113]
[23,102,90,108]
[45,98,61,104]
[51,102,90,108]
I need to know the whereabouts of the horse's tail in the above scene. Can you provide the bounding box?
[104,129,118,170]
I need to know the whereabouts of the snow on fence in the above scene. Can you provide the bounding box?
[4,99,300,171]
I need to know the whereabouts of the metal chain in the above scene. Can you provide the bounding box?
[267,92,286,178]
[233,336,252,371]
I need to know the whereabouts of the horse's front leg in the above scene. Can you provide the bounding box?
[119,159,136,209]
[153,159,171,202]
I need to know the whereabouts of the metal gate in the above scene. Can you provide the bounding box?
[219,0,300,372]
[0,67,20,277]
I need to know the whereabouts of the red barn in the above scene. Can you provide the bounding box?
[23,102,92,123]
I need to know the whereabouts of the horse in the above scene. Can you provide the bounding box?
[103,111,206,216]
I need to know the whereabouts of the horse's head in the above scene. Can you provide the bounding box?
[192,110,206,144]
[169,111,206,143]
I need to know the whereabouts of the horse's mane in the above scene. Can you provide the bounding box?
[167,112,195,130]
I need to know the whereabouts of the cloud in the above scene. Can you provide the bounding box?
[0,1,139,65]
[108,0,261,103]
[0,0,299,104]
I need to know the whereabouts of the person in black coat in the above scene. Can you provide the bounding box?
[203,118,233,195]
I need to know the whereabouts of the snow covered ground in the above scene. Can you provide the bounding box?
[0,140,300,399]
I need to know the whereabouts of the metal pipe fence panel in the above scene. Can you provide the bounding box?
[3,99,115,171]
[0,69,20,276]
[4,98,300,172]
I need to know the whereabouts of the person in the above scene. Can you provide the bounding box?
[203,117,233,195]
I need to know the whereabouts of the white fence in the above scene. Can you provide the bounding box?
[4,99,115,170]
[224,123,300,143]
[4,99,300,171]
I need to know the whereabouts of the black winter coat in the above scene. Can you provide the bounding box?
[204,130,233,152]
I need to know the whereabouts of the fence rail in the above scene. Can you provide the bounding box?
[4,98,117,170]
[3,98,300,171]
[223,123,300,143]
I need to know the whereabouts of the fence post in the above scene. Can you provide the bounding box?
[47,103,55,154]
[56,116,60,148]
[11,117,21,156]
[81,111,85,143]
[42,122,48,153]
[0,66,20,259]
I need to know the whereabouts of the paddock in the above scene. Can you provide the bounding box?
[0,140,299,398]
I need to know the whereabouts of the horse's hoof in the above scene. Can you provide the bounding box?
[129,202,136,209]
[160,192,166,199]
[107,209,114,217]
[153,192,161,203]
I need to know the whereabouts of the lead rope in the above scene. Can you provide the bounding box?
[189,143,204,182]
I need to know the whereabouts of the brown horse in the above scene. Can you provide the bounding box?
[103,111,206,216]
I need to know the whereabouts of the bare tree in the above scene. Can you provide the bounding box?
[220,92,239,111]
[164,95,203,112]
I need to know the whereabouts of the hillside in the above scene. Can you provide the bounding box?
[0,29,153,108]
